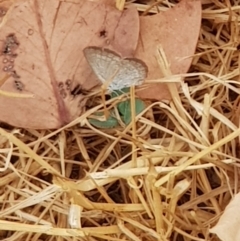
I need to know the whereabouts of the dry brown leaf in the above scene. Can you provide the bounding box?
[135,0,202,100]
[0,0,139,129]
[210,192,240,241]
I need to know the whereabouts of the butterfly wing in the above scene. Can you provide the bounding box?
[111,58,147,90]
[83,47,121,84]
[83,47,148,91]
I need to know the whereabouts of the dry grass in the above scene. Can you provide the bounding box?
[0,0,240,240]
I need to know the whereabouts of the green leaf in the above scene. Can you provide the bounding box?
[88,112,119,129]
[89,87,145,128]
[117,100,129,116]
[117,99,145,125]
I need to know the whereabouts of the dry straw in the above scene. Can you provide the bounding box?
[0,0,240,241]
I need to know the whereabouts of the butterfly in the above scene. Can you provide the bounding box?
[83,46,148,91]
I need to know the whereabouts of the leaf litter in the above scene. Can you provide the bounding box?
[0,0,240,241]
